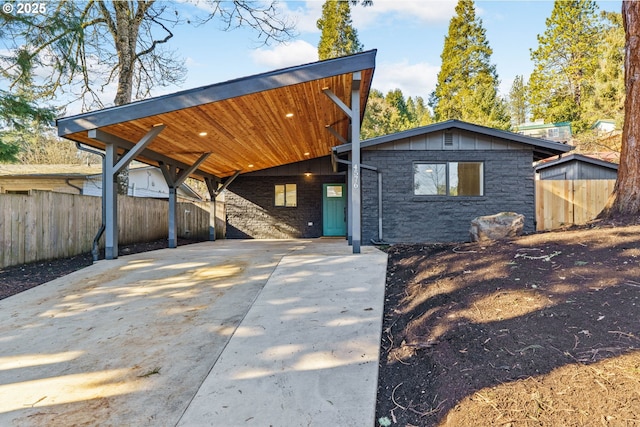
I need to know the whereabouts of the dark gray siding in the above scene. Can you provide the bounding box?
[225,158,345,239]
[361,149,535,243]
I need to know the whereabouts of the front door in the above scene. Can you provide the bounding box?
[323,184,346,236]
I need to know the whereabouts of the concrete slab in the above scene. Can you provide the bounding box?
[177,240,388,426]
[0,239,388,427]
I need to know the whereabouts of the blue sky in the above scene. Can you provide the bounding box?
[1,0,620,112]
[171,0,622,105]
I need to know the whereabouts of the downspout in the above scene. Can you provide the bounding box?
[377,171,383,244]
[76,142,106,262]
[65,178,83,194]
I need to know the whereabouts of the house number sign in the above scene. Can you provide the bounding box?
[353,163,360,189]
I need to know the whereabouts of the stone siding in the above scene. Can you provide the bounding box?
[226,174,345,239]
[361,150,535,243]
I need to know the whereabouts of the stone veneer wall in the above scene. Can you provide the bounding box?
[225,174,345,239]
[361,149,535,244]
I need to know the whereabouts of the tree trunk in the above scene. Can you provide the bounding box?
[600,1,640,217]
[111,2,149,106]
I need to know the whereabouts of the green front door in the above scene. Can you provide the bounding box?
[323,184,346,236]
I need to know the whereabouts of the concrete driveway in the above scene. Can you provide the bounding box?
[0,239,387,426]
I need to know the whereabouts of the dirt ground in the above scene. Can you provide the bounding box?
[2,226,640,427]
[376,221,640,427]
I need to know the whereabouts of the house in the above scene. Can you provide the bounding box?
[84,164,203,201]
[515,121,572,143]
[225,120,571,244]
[592,119,618,136]
[0,163,202,201]
[0,164,101,194]
[535,153,618,180]
[54,51,571,254]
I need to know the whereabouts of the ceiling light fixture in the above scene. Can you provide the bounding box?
[248,164,254,168]
[198,132,207,137]
[304,152,310,156]
[285,113,294,118]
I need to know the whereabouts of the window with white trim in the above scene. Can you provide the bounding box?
[414,162,484,196]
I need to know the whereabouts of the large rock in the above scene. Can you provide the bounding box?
[469,212,524,242]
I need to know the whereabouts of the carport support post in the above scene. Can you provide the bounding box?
[351,72,362,254]
[104,142,118,259]
[160,153,211,248]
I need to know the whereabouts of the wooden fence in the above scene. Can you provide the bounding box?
[0,191,225,269]
[535,179,615,231]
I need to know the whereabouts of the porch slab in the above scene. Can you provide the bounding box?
[0,239,387,426]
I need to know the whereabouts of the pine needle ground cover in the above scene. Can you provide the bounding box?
[377,224,640,427]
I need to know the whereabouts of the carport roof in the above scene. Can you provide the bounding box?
[57,50,376,180]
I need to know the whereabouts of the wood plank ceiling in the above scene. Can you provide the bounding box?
[57,51,376,179]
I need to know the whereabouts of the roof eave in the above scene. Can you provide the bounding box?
[334,119,573,159]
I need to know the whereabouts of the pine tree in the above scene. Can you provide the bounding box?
[429,0,510,129]
[529,0,601,132]
[317,0,364,60]
[508,75,528,126]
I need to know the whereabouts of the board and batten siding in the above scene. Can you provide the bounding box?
[537,161,618,181]
[360,129,535,244]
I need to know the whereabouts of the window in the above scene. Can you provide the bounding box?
[326,185,343,198]
[414,162,484,196]
[275,184,297,207]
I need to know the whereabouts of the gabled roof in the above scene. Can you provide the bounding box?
[57,50,376,180]
[534,153,619,172]
[333,119,573,161]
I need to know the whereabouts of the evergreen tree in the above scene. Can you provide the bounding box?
[429,0,510,129]
[586,12,625,128]
[0,84,56,163]
[508,75,528,126]
[317,0,364,60]
[529,0,601,132]
[362,89,433,139]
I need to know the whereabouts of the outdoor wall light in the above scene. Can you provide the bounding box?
[304,169,312,177]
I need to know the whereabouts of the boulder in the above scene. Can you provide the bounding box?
[469,212,524,242]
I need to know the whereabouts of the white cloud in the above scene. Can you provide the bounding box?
[279,1,457,35]
[373,60,439,100]
[352,0,457,28]
[250,39,318,69]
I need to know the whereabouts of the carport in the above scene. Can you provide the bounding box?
[56,50,376,257]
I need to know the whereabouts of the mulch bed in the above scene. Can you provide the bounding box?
[376,222,640,426]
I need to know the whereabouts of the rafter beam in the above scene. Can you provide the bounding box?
[325,125,349,145]
[87,128,220,182]
[323,88,352,118]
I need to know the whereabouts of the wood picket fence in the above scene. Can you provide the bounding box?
[0,191,224,269]
[535,179,616,231]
